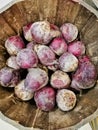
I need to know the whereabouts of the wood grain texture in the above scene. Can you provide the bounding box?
[0,0,98,130]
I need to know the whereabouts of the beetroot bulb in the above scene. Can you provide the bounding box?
[23,23,33,41]
[50,70,71,89]
[15,80,34,101]
[34,45,57,66]
[68,41,85,57]
[31,21,61,44]
[0,67,20,87]
[60,23,78,42]
[59,52,78,72]
[5,35,25,55]
[16,48,38,69]
[71,56,97,90]
[34,86,56,111]
[6,56,20,70]
[24,68,49,92]
[49,37,67,56]
[56,89,76,111]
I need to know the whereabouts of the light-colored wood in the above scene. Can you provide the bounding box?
[0,0,98,130]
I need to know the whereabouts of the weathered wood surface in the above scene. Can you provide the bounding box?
[0,0,98,130]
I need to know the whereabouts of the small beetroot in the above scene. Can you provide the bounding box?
[15,80,34,101]
[60,23,78,42]
[34,87,56,111]
[23,23,33,41]
[5,35,25,55]
[24,68,49,92]
[0,67,20,87]
[31,21,61,44]
[34,45,57,66]
[16,48,38,69]
[71,56,97,90]
[56,89,76,111]
[50,70,71,89]
[6,56,20,70]
[59,52,78,72]
[68,41,85,57]
[49,37,67,56]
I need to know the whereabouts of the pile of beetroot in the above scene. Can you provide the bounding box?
[0,21,97,112]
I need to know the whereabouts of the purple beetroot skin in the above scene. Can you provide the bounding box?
[50,70,71,89]
[71,56,97,90]
[15,80,34,101]
[24,68,49,92]
[16,48,38,69]
[59,52,78,72]
[60,23,78,42]
[49,37,67,56]
[0,67,20,87]
[6,56,20,70]
[34,45,57,66]
[23,23,33,41]
[68,41,85,57]
[5,35,25,55]
[34,87,56,111]
[31,21,61,44]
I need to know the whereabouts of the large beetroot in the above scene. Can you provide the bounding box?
[34,45,57,66]
[16,48,38,69]
[50,70,71,89]
[68,41,85,57]
[59,52,78,72]
[34,87,56,111]
[5,35,25,55]
[56,89,76,111]
[31,21,61,44]
[0,67,20,87]
[15,80,34,101]
[49,37,67,56]
[24,68,48,92]
[60,23,78,42]
[71,56,97,90]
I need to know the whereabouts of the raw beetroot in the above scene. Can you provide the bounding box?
[15,80,34,101]
[24,68,48,92]
[59,52,78,72]
[71,56,97,90]
[31,21,61,44]
[34,45,57,66]
[60,23,78,42]
[5,35,25,55]
[0,67,20,87]
[68,41,85,57]
[56,89,76,111]
[50,70,71,89]
[16,48,38,69]
[34,87,56,111]
[49,37,67,56]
